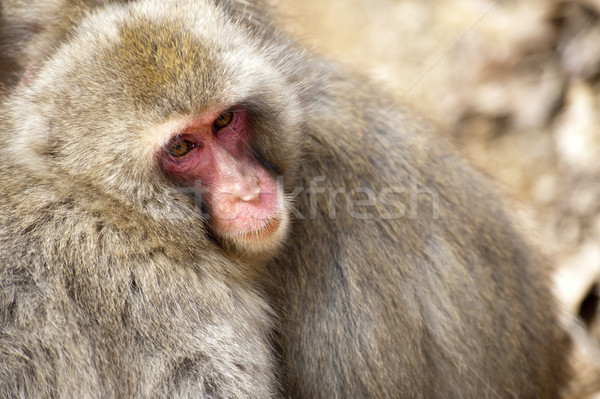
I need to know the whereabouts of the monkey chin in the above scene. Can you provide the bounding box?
[214,210,290,260]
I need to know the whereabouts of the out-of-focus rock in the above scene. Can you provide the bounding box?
[554,80,600,175]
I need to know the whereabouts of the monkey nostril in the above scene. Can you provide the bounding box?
[239,186,260,202]
[232,178,261,202]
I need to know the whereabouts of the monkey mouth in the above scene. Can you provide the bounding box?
[220,214,282,242]
[209,188,286,242]
[210,211,287,256]
[208,185,288,253]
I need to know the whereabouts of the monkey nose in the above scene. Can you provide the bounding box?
[235,178,261,202]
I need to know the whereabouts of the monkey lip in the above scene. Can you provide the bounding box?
[250,216,282,238]
[215,214,283,242]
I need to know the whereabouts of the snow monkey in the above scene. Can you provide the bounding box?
[0,1,569,398]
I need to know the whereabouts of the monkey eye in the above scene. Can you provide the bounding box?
[213,111,235,131]
[167,137,198,158]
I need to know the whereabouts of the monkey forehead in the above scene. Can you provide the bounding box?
[64,0,281,113]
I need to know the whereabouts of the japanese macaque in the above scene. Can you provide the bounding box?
[0,1,286,397]
[0,0,569,398]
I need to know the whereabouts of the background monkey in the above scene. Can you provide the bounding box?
[0,0,570,398]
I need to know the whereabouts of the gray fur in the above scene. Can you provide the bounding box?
[0,1,570,398]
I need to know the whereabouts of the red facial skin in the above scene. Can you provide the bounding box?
[160,109,281,241]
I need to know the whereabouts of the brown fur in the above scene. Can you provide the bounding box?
[0,0,570,398]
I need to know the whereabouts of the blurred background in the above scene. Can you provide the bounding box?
[270,0,600,396]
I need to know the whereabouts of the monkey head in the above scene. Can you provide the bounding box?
[5,0,305,257]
